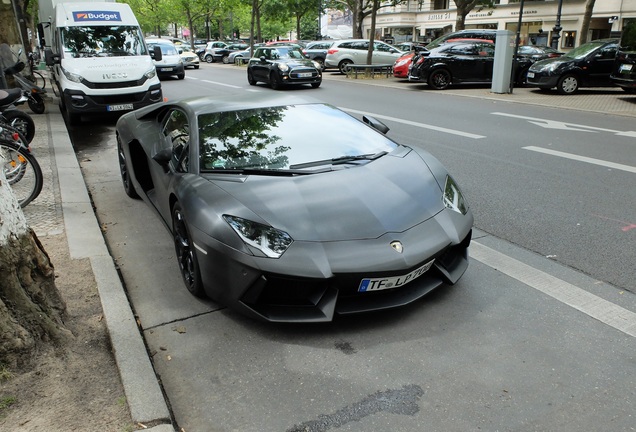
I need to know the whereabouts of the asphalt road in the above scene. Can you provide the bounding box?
[68,64,636,431]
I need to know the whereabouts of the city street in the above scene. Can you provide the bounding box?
[68,64,635,431]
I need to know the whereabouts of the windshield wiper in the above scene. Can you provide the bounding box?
[289,151,388,169]
[204,167,331,176]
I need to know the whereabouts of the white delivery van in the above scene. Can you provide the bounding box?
[41,1,163,124]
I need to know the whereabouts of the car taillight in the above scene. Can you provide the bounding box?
[327,48,339,55]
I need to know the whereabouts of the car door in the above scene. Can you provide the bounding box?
[251,47,272,80]
[373,41,402,64]
[586,43,618,86]
[150,109,191,222]
[444,43,481,82]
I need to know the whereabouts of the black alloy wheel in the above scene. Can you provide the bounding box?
[338,59,352,74]
[269,71,281,90]
[116,135,139,199]
[172,202,205,298]
[428,68,451,90]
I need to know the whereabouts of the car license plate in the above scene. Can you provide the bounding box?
[619,64,633,72]
[107,104,133,112]
[160,67,174,72]
[297,72,313,78]
[527,71,535,78]
[358,260,434,292]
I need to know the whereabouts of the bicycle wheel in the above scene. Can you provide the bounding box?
[0,139,43,208]
[32,71,46,89]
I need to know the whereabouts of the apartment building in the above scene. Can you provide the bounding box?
[363,0,636,50]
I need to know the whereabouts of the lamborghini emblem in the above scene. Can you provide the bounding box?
[390,241,403,254]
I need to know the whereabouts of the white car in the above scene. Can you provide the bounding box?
[325,39,404,74]
[179,46,200,69]
[146,38,185,79]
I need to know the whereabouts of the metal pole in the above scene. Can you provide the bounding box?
[509,0,525,94]
[551,0,564,49]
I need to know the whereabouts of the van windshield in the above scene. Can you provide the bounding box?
[61,26,147,58]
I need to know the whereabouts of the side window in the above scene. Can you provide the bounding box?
[162,110,190,173]
[375,42,390,52]
[598,45,617,59]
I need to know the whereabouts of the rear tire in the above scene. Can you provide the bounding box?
[117,135,140,199]
[222,55,229,64]
[2,110,35,143]
[338,60,352,75]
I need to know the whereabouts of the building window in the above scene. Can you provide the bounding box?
[562,31,576,48]
[433,0,450,10]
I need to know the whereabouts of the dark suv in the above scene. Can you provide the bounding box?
[610,20,636,93]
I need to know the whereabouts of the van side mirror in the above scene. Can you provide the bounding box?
[44,48,59,66]
[151,45,162,61]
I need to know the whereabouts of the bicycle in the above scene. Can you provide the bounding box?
[0,128,43,208]
[26,50,47,90]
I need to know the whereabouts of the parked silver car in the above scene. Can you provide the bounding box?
[325,39,404,73]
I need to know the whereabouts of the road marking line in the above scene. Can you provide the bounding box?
[471,242,636,337]
[201,80,242,88]
[342,108,486,139]
[523,146,636,174]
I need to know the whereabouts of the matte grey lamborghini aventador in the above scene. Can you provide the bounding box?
[115,93,473,322]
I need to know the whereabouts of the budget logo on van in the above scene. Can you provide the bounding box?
[73,11,122,22]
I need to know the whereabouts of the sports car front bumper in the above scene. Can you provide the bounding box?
[191,207,473,322]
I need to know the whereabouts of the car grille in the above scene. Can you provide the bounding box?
[80,76,149,89]
[289,67,319,79]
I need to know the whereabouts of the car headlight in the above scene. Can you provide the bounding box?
[395,58,410,67]
[61,67,82,83]
[277,63,290,72]
[443,175,468,215]
[312,60,321,69]
[224,215,293,258]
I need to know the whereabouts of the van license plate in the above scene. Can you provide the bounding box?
[107,104,133,112]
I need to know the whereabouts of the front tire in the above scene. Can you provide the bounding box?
[205,54,213,63]
[172,202,205,298]
[269,71,281,90]
[311,81,321,88]
[428,68,451,90]
[247,69,257,85]
[557,74,579,95]
[222,55,230,64]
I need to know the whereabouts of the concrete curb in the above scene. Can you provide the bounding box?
[47,107,174,430]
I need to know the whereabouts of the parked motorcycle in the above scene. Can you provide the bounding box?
[3,49,47,114]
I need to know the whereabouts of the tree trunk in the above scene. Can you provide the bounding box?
[0,161,71,368]
[579,0,596,45]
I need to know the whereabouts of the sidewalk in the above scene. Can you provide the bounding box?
[20,79,634,431]
[23,106,174,432]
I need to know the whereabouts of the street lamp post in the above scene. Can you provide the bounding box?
[550,0,564,49]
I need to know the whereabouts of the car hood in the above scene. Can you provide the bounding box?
[208,150,445,242]
[277,58,317,68]
[531,56,571,71]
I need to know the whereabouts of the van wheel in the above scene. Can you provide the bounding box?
[428,69,451,90]
[557,74,579,95]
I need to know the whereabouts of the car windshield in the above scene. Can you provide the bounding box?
[272,47,305,59]
[563,42,604,59]
[61,26,147,57]
[198,104,398,172]
[150,44,178,55]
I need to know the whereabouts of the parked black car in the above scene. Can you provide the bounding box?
[516,45,563,61]
[526,38,619,94]
[302,41,334,69]
[611,21,636,93]
[212,43,249,64]
[408,40,532,90]
[247,46,322,90]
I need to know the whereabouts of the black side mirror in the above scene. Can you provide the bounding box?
[153,148,172,171]
[44,48,59,66]
[362,115,390,134]
[151,45,163,61]
[260,56,267,63]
